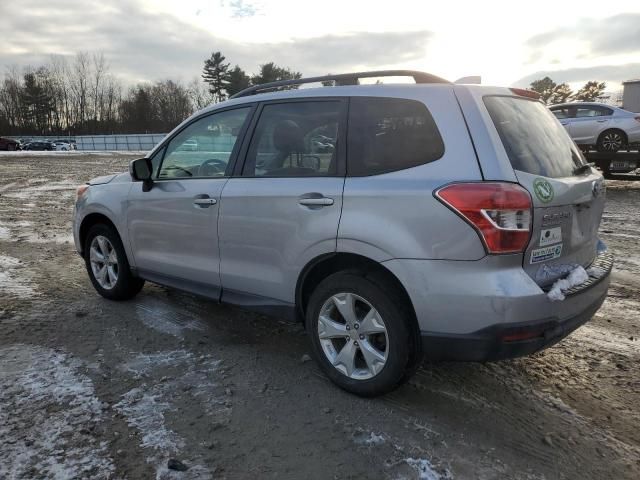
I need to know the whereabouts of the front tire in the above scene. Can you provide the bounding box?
[306,272,415,397]
[84,224,144,300]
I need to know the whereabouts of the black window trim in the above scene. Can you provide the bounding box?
[345,95,445,177]
[152,103,257,181]
[233,97,348,178]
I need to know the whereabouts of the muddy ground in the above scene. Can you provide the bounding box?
[0,152,638,480]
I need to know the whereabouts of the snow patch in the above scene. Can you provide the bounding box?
[114,388,183,452]
[404,458,451,480]
[115,350,225,479]
[0,254,36,298]
[135,302,204,338]
[353,430,386,446]
[547,266,589,301]
[0,344,115,479]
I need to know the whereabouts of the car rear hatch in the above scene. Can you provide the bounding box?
[457,86,606,288]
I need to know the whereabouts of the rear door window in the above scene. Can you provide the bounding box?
[347,97,444,176]
[242,101,343,177]
[484,96,585,178]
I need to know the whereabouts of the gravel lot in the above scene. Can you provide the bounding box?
[0,152,639,480]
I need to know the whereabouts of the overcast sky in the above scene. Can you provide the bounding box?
[2,0,639,90]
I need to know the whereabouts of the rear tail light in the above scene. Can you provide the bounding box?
[435,182,532,254]
[634,116,640,123]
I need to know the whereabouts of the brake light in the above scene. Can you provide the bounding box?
[509,88,541,100]
[435,183,532,254]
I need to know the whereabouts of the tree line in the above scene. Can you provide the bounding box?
[0,51,301,136]
[529,77,607,105]
[1,50,614,136]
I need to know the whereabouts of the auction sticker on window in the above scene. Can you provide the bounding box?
[539,226,562,246]
[530,244,563,264]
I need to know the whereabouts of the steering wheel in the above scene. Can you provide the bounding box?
[198,158,227,177]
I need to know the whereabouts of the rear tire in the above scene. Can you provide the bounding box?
[597,130,626,153]
[84,224,144,300]
[306,272,416,397]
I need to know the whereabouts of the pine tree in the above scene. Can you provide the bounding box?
[530,77,556,104]
[202,51,230,103]
[226,65,250,97]
[547,83,573,105]
[572,81,606,102]
[250,62,302,85]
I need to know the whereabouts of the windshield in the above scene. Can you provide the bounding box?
[484,96,585,178]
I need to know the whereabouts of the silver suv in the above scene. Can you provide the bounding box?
[73,71,613,396]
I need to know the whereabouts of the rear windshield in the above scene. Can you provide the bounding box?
[484,96,585,178]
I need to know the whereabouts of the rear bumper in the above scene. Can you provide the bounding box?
[383,248,613,362]
[420,290,606,361]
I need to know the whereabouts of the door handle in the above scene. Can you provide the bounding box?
[561,123,569,126]
[596,119,607,123]
[193,196,217,207]
[299,197,334,206]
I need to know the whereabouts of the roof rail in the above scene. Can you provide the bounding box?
[230,70,449,99]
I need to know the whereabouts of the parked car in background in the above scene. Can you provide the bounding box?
[549,102,640,152]
[73,71,613,396]
[53,141,73,151]
[0,136,20,150]
[24,141,55,151]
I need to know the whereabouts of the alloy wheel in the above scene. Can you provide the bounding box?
[601,132,623,151]
[317,292,388,380]
[89,235,119,289]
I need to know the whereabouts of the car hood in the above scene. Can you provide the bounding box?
[88,172,131,185]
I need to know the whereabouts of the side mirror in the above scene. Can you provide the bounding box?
[130,158,154,192]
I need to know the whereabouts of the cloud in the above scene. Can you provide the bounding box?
[228,0,259,18]
[0,0,433,84]
[513,63,640,88]
[525,13,640,60]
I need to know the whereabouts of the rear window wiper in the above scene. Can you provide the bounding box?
[573,162,594,176]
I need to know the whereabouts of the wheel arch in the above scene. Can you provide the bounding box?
[78,212,120,255]
[296,252,419,331]
[597,128,628,145]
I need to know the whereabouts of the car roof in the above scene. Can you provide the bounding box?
[550,102,617,109]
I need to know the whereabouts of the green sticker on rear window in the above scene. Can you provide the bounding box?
[533,178,554,203]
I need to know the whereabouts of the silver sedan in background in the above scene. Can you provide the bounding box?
[549,102,640,152]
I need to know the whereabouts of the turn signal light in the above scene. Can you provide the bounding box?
[435,182,533,254]
[76,184,89,201]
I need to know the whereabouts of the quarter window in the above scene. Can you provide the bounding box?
[243,101,342,177]
[347,97,444,176]
[158,107,250,179]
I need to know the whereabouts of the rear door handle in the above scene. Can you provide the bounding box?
[596,119,608,123]
[193,195,217,207]
[299,197,334,206]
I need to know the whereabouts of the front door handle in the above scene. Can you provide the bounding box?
[193,195,217,207]
[299,197,334,206]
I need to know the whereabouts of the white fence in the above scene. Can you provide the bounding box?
[76,134,167,151]
[8,134,167,151]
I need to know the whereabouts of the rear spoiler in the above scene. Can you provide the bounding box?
[454,76,481,84]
